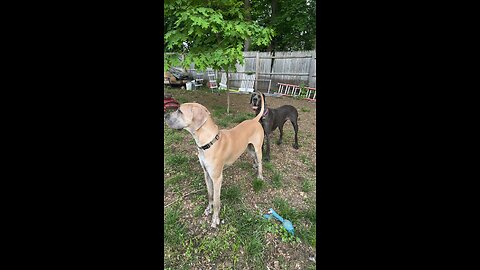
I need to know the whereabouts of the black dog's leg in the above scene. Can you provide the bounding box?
[277,121,285,145]
[291,119,299,149]
[264,132,271,161]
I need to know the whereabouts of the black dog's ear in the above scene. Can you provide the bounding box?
[262,92,266,107]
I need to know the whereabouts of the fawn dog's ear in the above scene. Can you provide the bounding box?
[189,104,211,131]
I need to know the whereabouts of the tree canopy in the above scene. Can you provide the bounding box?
[164,0,274,72]
[248,0,316,52]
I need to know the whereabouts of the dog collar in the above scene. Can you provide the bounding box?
[262,108,269,118]
[198,134,220,150]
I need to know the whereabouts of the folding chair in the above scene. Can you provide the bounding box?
[191,70,204,90]
[206,68,218,93]
[239,73,255,93]
[219,73,228,90]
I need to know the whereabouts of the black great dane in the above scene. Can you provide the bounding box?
[250,92,299,161]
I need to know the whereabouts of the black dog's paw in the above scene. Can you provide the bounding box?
[293,144,299,149]
[276,140,282,145]
[263,156,270,162]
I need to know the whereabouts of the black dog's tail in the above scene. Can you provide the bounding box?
[253,92,265,122]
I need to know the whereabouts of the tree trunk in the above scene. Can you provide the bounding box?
[244,0,252,52]
[269,51,275,89]
[244,38,251,52]
[226,69,230,114]
[267,0,278,52]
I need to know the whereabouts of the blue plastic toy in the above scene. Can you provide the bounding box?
[263,208,294,235]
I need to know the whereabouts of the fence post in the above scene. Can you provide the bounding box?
[308,50,316,88]
[255,51,259,92]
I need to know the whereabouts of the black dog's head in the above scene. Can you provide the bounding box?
[250,92,266,111]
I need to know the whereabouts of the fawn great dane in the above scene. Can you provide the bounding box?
[164,93,265,228]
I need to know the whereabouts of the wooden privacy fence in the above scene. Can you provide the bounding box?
[166,50,316,93]
[223,50,316,92]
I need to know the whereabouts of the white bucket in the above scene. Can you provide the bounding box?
[186,81,193,90]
